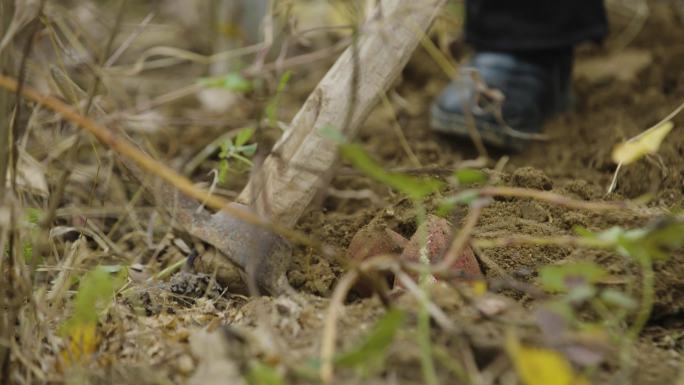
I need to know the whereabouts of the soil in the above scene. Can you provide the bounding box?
[285,3,684,383]
[7,1,684,385]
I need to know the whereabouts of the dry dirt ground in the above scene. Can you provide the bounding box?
[3,1,684,385]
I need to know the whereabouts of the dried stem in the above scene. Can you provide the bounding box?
[0,0,13,203]
[320,269,360,383]
[42,0,128,229]
[472,234,613,249]
[0,0,15,380]
[436,204,483,272]
[382,92,422,168]
[477,186,629,211]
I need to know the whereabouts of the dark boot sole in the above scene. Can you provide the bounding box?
[430,104,532,152]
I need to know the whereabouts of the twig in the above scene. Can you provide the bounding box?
[470,244,513,281]
[627,255,654,340]
[437,204,483,272]
[9,0,46,194]
[418,296,439,385]
[0,0,14,204]
[606,0,649,52]
[381,92,422,168]
[152,257,187,282]
[320,269,360,383]
[607,163,622,195]
[472,234,613,249]
[326,187,384,206]
[41,0,128,229]
[393,269,457,332]
[104,12,155,67]
[477,186,629,211]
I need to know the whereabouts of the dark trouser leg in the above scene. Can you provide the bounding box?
[464,0,608,51]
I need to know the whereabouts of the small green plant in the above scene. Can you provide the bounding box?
[218,127,258,183]
[536,218,684,345]
[319,125,443,200]
[334,308,406,376]
[60,266,126,366]
[538,261,633,327]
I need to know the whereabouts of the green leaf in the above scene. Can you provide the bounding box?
[454,169,488,185]
[219,139,233,158]
[199,72,253,93]
[235,127,255,147]
[619,218,684,261]
[246,361,286,385]
[61,266,126,333]
[340,144,443,199]
[335,308,405,371]
[239,143,258,157]
[600,289,637,310]
[539,262,606,293]
[585,219,684,262]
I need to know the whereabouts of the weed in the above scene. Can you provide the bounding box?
[60,266,125,367]
[218,127,258,183]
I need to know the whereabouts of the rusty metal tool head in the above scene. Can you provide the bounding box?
[125,158,292,295]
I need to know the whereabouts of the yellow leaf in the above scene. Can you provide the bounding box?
[612,121,674,165]
[60,323,98,368]
[471,280,487,296]
[506,331,589,385]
